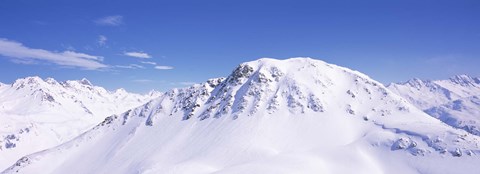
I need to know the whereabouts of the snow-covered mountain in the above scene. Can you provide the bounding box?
[3,58,480,174]
[388,75,480,135]
[0,76,161,170]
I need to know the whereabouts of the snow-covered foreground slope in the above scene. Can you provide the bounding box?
[4,58,480,174]
[388,75,480,135]
[0,77,160,170]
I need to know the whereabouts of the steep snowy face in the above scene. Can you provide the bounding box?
[192,58,402,121]
[140,58,405,123]
[448,75,480,87]
[4,58,480,174]
[388,75,480,136]
[0,76,161,170]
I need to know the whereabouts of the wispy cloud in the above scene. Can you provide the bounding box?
[140,61,173,70]
[115,64,145,69]
[154,65,174,70]
[124,51,152,59]
[95,15,123,26]
[140,61,157,65]
[0,38,108,70]
[98,35,107,47]
[10,59,38,65]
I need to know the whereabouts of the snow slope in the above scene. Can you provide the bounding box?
[0,77,161,170]
[388,75,480,135]
[3,58,480,174]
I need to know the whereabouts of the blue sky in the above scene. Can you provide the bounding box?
[0,0,479,93]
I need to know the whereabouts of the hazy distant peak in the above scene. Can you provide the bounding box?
[79,78,92,86]
[449,74,477,86]
[45,77,58,85]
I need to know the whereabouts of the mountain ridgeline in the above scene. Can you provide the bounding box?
[388,75,480,136]
[0,76,160,170]
[2,58,480,174]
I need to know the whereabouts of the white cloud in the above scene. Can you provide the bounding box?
[115,64,145,69]
[140,61,157,65]
[124,51,152,59]
[98,35,107,47]
[62,51,103,61]
[10,59,37,65]
[0,38,108,70]
[95,15,123,26]
[154,65,174,70]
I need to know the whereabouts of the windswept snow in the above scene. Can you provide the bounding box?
[0,77,161,170]
[3,58,480,174]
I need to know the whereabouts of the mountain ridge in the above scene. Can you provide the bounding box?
[0,76,161,170]
[4,58,480,174]
[388,74,480,136]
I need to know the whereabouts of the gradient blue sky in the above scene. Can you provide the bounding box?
[0,0,479,93]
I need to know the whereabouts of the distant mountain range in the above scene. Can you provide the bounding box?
[388,74,480,136]
[0,76,161,170]
[2,58,480,174]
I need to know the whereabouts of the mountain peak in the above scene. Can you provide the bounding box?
[243,57,322,69]
[18,76,43,83]
[183,57,387,121]
[4,58,480,174]
[147,89,162,96]
[403,78,427,88]
[449,74,477,86]
[206,77,225,88]
[45,77,58,85]
[114,88,127,94]
[475,77,480,84]
[225,57,308,85]
[12,76,45,89]
[450,74,473,80]
[62,78,95,89]
[79,78,92,86]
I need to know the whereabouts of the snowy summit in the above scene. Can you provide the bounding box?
[3,58,480,174]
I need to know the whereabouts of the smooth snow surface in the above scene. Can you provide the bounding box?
[0,77,160,170]
[3,58,480,174]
